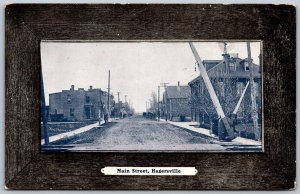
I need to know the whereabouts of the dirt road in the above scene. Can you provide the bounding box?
[51,115,225,151]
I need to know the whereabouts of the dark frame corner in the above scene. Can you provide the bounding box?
[5,4,296,190]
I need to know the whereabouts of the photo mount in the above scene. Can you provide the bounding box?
[5,4,295,190]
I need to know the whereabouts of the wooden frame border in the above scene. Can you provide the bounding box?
[5,4,296,190]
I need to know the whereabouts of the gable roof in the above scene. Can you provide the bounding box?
[189,58,261,85]
[202,60,223,71]
[165,86,191,99]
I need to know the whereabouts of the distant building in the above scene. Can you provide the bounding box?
[188,54,262,133]
[49,85,115,122]
[162,83,191,121]
[112,101,134,118]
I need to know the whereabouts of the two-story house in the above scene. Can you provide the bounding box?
[49,85,115,121]
[162,83,191,122]
[188,54,261,134]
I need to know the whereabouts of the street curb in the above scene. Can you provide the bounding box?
[165,121,218,142]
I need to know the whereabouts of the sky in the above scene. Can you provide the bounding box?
[41,41,261,113]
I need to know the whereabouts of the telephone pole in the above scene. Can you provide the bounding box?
[247,42,260,141]
[158,83,169,121]
[129,99,131,107]
[160,83,169,88]
[117,92,121,118]
[157,86,160,121]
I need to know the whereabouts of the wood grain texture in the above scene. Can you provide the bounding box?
[5,4,296,190]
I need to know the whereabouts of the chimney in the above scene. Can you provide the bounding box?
[71,85,74,91]
[89,86,93,90]
[177,81,180,92]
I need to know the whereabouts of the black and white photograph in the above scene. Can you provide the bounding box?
[41,41,263,152]
[5,3,296,190]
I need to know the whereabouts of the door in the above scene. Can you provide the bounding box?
[85,107,91,119]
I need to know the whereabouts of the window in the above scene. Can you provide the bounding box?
[86,96,90,103]
[244,61,250,71]
[70,108,75,117]
[229,62,236,71]
[236,82,244,96]
[67,94,71,103]
[217,82,225,97]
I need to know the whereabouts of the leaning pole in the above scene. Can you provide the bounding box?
[189,42,234,140]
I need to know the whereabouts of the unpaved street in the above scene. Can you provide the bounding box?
[53,115,225,151]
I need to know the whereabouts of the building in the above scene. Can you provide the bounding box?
[49,85,115,122]
[188,54,262,136]
[162,83,191,121]
[112,101,134,118]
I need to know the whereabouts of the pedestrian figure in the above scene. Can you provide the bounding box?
[98,109,102,126]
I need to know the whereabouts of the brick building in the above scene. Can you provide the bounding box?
[49,85,115,121]
[162,84,191,121]
[188,55,262,131]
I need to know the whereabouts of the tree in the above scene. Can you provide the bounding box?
[149,91,157,113]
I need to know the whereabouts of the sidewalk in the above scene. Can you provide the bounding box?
[161,119,261,147]
[41,119,108,145]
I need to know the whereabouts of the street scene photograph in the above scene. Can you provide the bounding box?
[40,41,262,152]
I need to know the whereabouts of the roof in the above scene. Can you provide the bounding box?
[165,86,191,99]
[49,92,61,95]
[189,58,261,85]
[202,60,223,71]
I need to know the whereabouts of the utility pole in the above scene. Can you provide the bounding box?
[160,83,169,121]
[147,101,150,112]
[99,89,103,126]
[160,83,169,88]
[107,70,111,119]
[158,83,169,121]
[233,81,250,115]
[157,86,160,121]
[117,92,120,118]
[223,42,228,54]
[247,42,260,141]
[223,42,230,74]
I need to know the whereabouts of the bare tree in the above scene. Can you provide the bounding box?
[149,91,157,113]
